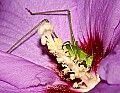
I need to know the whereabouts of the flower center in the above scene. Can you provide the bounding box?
[38,23,100,92]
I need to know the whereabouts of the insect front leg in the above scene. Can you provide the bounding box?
[7,19,49,53]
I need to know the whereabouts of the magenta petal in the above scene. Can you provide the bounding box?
[0,50,61,92]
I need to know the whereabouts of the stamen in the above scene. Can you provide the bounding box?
[70,74,75,80]
[38,22,100,92]
[62,67,70,74]
[38,23,54,35]
[56,57,64,63]
[73,82,78,88]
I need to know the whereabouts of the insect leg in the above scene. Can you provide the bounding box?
[25,8,75,45]
[7,19,49,53]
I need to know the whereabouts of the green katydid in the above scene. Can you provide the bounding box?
[63,40,93,68]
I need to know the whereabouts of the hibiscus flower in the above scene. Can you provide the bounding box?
[0,0,120,93]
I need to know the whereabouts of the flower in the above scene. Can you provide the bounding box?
[0,0,120,93]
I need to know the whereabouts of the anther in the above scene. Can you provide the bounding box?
[38,23,54,35]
